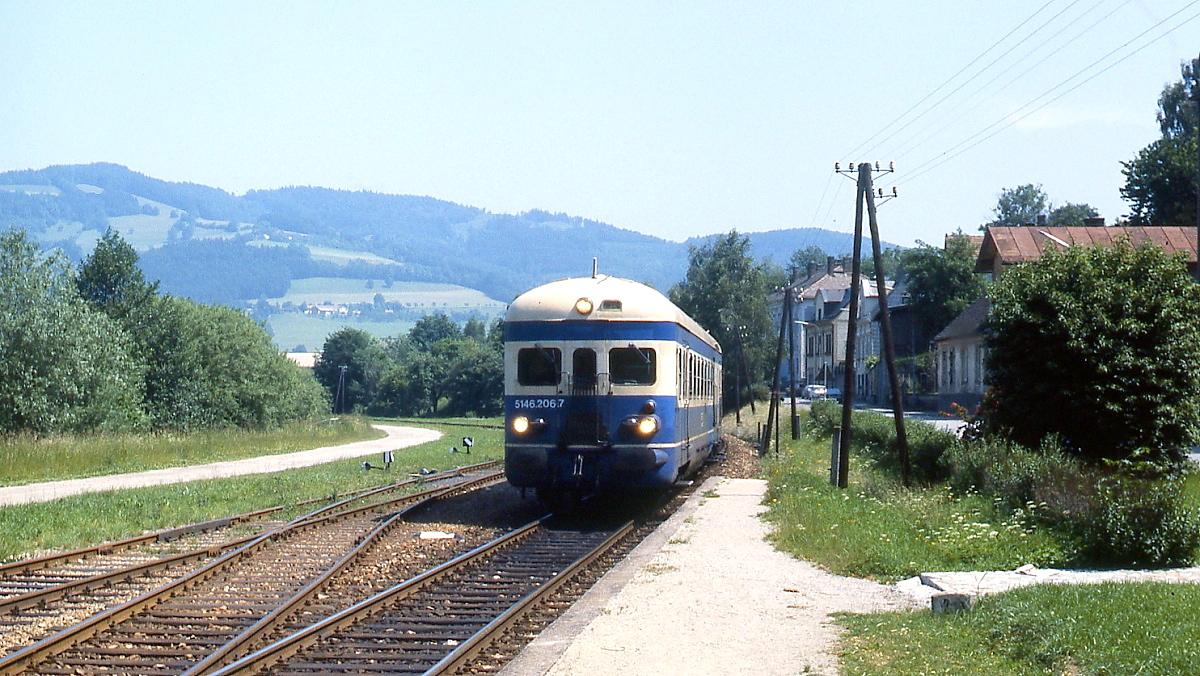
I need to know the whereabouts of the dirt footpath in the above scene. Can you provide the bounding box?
[504,476,921,676]
[0,425,442,507]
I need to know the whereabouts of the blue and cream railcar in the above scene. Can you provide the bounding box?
[504,275,722,500]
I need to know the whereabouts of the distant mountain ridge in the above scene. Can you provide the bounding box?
[0,163,897,304]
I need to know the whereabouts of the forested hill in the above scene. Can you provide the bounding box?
[0,163,889,304]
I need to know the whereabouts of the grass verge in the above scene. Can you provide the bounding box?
[838,582,1200,675]
[757,404,1200,674]
[0,418,503,562]
[0,417,382,486]
[762,419,1067,582]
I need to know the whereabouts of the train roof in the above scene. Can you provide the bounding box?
[506,276,720,351]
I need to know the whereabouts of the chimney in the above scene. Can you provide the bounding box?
[826,256,835,275]
[807,261,819,279]
[1036,214,1048,226]
[1083,217,1106,227]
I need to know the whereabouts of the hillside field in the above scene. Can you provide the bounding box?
[266,313,417,352]
[269,278,505,308]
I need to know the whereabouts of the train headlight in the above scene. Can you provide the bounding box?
[574,297,594,315]
[511,416,547,437]
[512,416,531,434]
[636,416,659,436]
[621,414,659,439]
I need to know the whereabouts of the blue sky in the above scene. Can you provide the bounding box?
[2,1,1198,247]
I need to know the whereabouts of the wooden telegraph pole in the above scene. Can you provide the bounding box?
[834,162,911,487]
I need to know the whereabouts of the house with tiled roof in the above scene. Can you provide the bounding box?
[932,297,991,412]
[767,257,892,396]
[975,224,1198,276]
[932,222,1199,413]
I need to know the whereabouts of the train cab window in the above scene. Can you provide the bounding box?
[517,347,561,386]
[572,348,597,390]
[610,347,656,385]
[599,300,623,311]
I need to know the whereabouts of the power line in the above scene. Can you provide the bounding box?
[900,1,1200,186]
[886,0,1127,163]
[844,0,1061,162]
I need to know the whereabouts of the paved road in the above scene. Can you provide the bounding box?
[0,425,442,507]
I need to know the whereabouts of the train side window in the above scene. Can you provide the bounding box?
[610,347,656,385]
[517,347,561,386]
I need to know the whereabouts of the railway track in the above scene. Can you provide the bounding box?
[0,462,501,669]
[0,454,706,675]
[207,516,635,675]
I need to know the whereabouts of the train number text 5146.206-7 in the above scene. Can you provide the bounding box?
[513,398,566,410]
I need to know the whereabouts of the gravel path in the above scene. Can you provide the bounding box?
[506,473,921,676]
[0,425,442,507]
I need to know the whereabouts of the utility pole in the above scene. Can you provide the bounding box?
[763,285,792,454]
[832,161,910,487]
[865,173,911,486]
[788,272,799,439]
[1194,54,1199,257]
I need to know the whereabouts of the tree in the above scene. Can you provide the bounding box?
[1047,202,1100,227]
[441,341,503,416]
[900,232,986,342]
[463,317,487,342]
[315,328,389,413]
[136,296,327,428]
[0,229,145,434]
[985,240,1200,464]
[408,313,460,352]
[669,231,775,405]
[788,245,827,276]
[1121,136,1198,225]
[988,184,1049,227]
[1121,57,1199,226]
[986,184,1101,229]
[75,228,158,320]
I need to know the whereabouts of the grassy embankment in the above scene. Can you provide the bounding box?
[731,404,1200,674]
[0,417,503,562]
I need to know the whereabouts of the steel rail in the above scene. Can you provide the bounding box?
[181,493,452,675]
[425,519,637,675]
[0,463,497,618]
[206,518,550,675]
[0,506,280,579]
[0,535,252,615]
[0,468,504,675]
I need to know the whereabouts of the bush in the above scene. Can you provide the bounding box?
[986,240,1200,465]
[1074,476,1200,567]
[808,400,956,482]
[945,437,1200,567]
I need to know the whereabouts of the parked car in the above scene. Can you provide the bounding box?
[801,384,827,400]
[824,387,843,402]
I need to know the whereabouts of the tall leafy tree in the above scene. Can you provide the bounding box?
[75,228,158,320]
[408,313,461,351]
[315,328,389,413]
[1121,57,1199,226]
[669,231,774,404]
[900,232,986,342]
[986,240,1200,464]
[1047,202,1100,227]
[988,184,1049,227]
[788,245,827,276]
[0,230,145,434]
